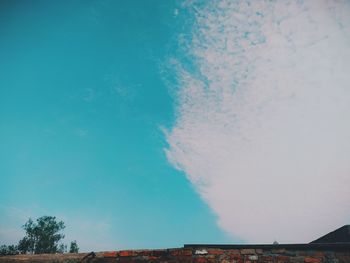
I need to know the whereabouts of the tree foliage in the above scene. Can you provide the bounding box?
[0,245,19,255]
[1,216,79,255]
[18,216,65,254]
[69,240,79,253]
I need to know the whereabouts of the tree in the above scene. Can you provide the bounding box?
[0,245,19,255]
[58,243,67,254]
[69,241,79,253]
[18,216,65,254]
[1,216,79,255]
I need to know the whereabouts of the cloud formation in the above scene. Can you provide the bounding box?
[165,0,350,243]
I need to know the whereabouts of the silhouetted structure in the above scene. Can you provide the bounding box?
[311,225,350,244]
[1,225,349,262]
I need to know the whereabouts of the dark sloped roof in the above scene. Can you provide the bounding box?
[185,225,350,251]
[184,243,350,251]
[310,225,350,243]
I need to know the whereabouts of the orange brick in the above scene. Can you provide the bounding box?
[304,257,321,263]
[208,249,223,255]
[240,249,255,255]
[103,251,118,257]
[118,250,136,257]
[195,258,207,263]
[277,255,290,261]
[170,249,192,257]
[229,254,242,260]
[261,255,274,261]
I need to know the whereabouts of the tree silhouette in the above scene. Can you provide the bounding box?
[18,216,65,254]
[69,240,79,253]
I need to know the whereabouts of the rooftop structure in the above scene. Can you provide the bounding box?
[1,225,349,262]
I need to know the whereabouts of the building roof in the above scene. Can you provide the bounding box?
[184,243,350,251]
[184,225,350,251]
[310,225,350,244]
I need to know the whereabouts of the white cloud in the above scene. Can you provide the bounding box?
[165,0,350,243]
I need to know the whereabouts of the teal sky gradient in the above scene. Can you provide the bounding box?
[0,0,234,251]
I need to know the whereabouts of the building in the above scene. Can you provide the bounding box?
[0,225,349,262]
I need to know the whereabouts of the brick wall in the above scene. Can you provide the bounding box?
[98,247,350,263]
[1,245,349,262]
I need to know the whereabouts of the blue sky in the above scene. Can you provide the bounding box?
[0,0,233,251]
[1,0,350,252]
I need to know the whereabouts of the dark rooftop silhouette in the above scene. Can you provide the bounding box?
[310,225,350,244]
[185,225,350,250]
